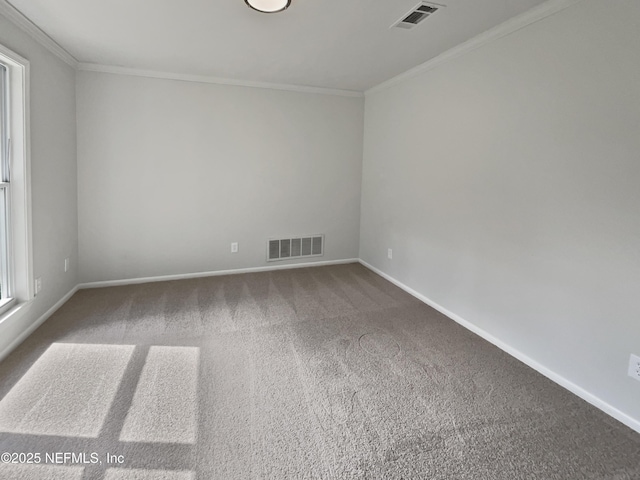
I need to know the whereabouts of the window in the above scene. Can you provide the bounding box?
[0,61,12,310]
[0,44,33,318]
[0,62,11,308]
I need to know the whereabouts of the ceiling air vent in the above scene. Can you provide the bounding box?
[392,2,443,30]
[268,235,324,262]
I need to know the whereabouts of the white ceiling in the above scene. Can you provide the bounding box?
[7,0,547,92]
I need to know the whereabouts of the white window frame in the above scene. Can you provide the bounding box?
[0,43,33,318]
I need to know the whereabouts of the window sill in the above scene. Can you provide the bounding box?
[0,297,32,325]
[0,297,16,317]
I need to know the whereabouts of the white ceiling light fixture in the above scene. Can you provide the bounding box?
[245,0,291,13]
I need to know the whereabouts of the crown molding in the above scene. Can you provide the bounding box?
[366,0,584,96]
[0,1,77,68]
[78,63,364,98]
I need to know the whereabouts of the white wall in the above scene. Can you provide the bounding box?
[361,0,640,426]
[77,72,363,283]
[0,13,78,357]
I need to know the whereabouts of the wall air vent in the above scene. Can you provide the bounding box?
[392,2,443,30]
[268,235,324,262]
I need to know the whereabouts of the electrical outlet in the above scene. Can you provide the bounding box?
[35,277,42,295]
[387,248,393,260]
[64,257,70,272]
[629,354,640,382]
[231,242,239,253]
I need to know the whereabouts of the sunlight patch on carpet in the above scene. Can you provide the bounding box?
[119,346,199,444]
[104,468,194,480]
[0,343,134,437]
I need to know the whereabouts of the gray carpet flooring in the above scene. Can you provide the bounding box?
[0,263,638,479]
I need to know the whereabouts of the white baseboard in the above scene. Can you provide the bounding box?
[0,285,79,362]
[78,258,359,289]
[358,259,640,435]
